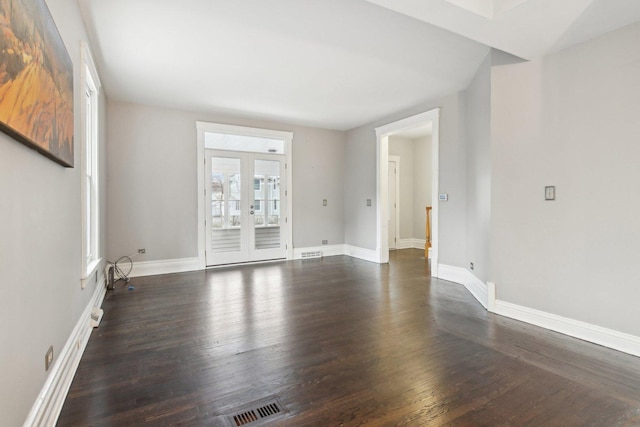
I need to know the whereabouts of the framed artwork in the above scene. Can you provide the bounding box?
[0,0,74,167]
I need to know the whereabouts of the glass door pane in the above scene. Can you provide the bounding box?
[267,175,281,226]
[210,156,242,254]
[253,159,281,250]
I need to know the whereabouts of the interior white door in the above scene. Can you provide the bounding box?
[205,150,287,266]
[388,160,397,250]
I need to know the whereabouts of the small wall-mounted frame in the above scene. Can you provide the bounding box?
[545,186,556,201]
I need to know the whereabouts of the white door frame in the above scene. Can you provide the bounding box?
[375,108,440,277]
[388,155,400,250]
[196,121,294,269]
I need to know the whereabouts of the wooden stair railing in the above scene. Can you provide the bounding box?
[425,206,432,258]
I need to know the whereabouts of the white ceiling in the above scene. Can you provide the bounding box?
[78,0,640,131]
[364,0,640,60]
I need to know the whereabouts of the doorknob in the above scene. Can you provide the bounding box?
[250,210,254,215]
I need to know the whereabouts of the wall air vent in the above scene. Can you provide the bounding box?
[300,251,322,259]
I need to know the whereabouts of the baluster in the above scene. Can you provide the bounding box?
[425,206,432,258]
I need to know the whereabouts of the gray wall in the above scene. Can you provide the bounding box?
[413,134,433,241]
[106,101,346,262]
[344,94,467,268]
[343,124,377,250]
[465,53,492,282]
[490,22,640,336]
[389,135,433,241]
[0,0,107,424]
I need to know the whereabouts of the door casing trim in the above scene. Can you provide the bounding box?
[375,108,440,276]
[196,121,294,269]
[388,155,400,250]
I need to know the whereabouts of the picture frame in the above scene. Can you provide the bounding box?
[0,0,74,167]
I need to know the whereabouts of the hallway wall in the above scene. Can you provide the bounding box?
[490,23,640,336]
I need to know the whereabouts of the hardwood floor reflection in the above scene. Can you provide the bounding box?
[57,249,640,426]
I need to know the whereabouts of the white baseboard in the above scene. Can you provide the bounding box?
[437,264,488,309]
[437,264,467,284]
[396,238,426,250]
[487,281,496,312]
[293,244,345,259]
[438,268,640,357]
[494,299,640,358]
[465,272,488,310]
[130,257,201,277]
[24,278,106,427]
[344,245,380,263]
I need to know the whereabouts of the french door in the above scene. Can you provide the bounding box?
[205,150,286,266]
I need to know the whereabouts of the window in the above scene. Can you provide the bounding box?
[81,42,102,283]
[205,132,285,154]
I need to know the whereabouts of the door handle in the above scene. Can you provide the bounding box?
[250,210,254,215]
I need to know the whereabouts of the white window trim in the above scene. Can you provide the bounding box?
[80,41,102,285]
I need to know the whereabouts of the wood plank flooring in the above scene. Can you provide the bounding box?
[57,249,640,426]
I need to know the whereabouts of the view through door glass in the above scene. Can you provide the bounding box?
[205,151,287,266]
[253,159,281,250]
[210,156,244,258]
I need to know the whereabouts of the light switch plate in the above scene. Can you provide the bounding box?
[545,186,555,200]
[439,194,448,201]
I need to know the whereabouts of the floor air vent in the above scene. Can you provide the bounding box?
[228,399,285,426]
[301,251,322,259]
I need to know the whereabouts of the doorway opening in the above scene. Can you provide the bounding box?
[375,109,440,277]
[196,122,293,268]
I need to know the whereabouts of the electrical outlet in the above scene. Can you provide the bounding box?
[322,240,328,245]
[45,346,54,371]
[470,262,474,270]
[323,199,327,206]
[366,199,372,206]
[138,248,146,254]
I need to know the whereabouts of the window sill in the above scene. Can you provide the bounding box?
[81,257,103,289]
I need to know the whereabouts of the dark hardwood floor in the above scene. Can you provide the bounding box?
[57,249,640,426]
